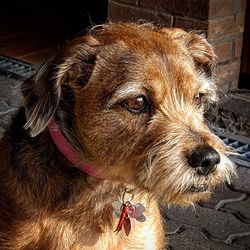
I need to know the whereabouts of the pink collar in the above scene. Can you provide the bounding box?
[48,117,101,178]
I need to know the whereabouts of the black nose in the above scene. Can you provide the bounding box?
[188,145,220,176]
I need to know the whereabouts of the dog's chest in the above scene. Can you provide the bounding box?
[40,209,164,250]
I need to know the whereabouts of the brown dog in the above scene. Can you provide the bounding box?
[0,23,235,249]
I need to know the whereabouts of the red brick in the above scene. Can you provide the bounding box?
[235,0,247,13]
[207,15,244,40]
[208,0,235,18]
[174,0,209,20]
[140,0,172,12]
[212,40,233,63]
[235,12,246,32]
[108,1,173,26]
[234,36,243,58]
[140,0,209,20]
[114,0,138,5]
[174,17,208,31]
[215,60,240,92]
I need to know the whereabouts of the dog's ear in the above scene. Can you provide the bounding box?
[22,36,99,137]
[160,28,216,76]
[185,32,216,76]
[22,57,60,137]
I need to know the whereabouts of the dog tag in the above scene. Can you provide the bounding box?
[123,217,131,236]
[128,203,146,222]
[112,200,146,236]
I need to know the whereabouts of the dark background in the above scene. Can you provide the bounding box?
[1,0,108,41]
[0,0,108,63]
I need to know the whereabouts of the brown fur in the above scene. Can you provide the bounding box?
[0,23,235,249]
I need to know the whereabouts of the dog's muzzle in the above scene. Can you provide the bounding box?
[188,144,220,176]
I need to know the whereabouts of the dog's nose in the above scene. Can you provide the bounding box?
[188,145,220,176]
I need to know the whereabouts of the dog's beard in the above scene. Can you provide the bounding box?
[136,138,236,206]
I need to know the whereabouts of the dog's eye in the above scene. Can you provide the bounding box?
[123,96,149,113]
[193,93,206,107]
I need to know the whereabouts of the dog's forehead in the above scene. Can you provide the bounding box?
[87,24,215,106]
[96,23,184,55]
[96,27,199,98]
[138,51,197,92]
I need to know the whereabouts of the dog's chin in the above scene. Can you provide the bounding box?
[186,183,209,193]
[160,183,214,206]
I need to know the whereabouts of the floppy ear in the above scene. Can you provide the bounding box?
[22,57,61,137]
[160,28,216,76]
[22,36,99,137]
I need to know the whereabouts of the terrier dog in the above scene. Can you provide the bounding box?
[0,23,235,249]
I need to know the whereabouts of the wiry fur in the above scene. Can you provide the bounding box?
[0,22,235,249]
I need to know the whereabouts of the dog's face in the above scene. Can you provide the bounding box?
[22,23,235,206]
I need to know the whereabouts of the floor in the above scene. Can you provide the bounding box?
[0,20,57,64]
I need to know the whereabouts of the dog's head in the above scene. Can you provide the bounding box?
[22,23,235,205]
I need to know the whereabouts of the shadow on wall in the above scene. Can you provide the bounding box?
[0,0,108,40]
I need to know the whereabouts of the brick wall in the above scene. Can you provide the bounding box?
[108,0,247,92]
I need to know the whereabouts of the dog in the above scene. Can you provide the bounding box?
[0,22,235,249]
